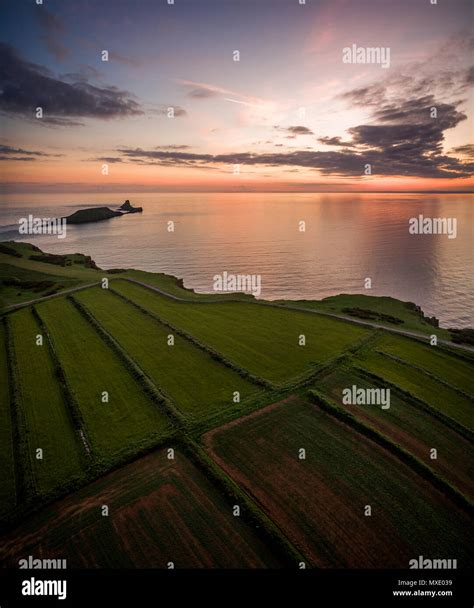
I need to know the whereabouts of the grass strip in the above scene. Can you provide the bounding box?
[69,295,186,429]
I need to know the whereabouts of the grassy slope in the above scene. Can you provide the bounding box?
[9,309,84,495]
[0,244,100,308]
[76,288,259,422]
[123,268,255,302]
[314,367,474,501]
[0,323,16,516]
[37,298,171,463]
[204,397,474,568]
[111,280,369,383]
[0,242,253,308]
[0,263,80,307]
[354,350,474,430]
[281,293,451,339]
[0,450,282,568]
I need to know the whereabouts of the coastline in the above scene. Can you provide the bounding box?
[1,241,472,349]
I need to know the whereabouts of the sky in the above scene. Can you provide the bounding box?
[0,0,472,193]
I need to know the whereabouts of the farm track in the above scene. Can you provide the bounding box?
[4,282,101,311]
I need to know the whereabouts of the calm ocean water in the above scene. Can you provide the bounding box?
[0,192,472,327]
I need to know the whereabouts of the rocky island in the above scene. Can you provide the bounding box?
[64,200,143,225]
[120,200,143,213]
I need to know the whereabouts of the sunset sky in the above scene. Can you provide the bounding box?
[0,0,472,193]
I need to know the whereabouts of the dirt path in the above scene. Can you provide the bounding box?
[3,281,101,311]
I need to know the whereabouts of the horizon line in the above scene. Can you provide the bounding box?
[0,189,472,196]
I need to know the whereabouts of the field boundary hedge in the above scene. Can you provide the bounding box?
[178,436,307,568]
[69,295,187,429]
[3,316,34,506]
[109,286,275,390]
[307,389,474,515]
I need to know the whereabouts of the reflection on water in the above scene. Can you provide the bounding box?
[0,192,472,327]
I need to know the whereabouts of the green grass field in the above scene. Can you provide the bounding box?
[204,396,474,567]
[9,309,85,496]
[111,280,370,383]
[375,333,474,395]
[36,298,172,463]
[354,350,474,430]
[0,323,16,517]
[314,366,474,501]
[76,288,260,422]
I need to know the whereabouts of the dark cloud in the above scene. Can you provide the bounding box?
[89,156,123,163]
[0,156,36,162]
[340,95,470,177]
[287,126,313,135]
[318,136,354,147]
[371,96,464,128]
[328,71,473,179]
[115,136,474,178]
[113,74,473,179]
[450,144,474,159]
[340,84,387,108]
[187,87,220,99]
[275,125,313,137]
[155,145,191,150]
[0,144,60,161]
[0,144,49,157]
[38,117,85,128]
[0,43,143,126]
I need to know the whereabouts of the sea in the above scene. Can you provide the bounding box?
[0,192,472,328]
